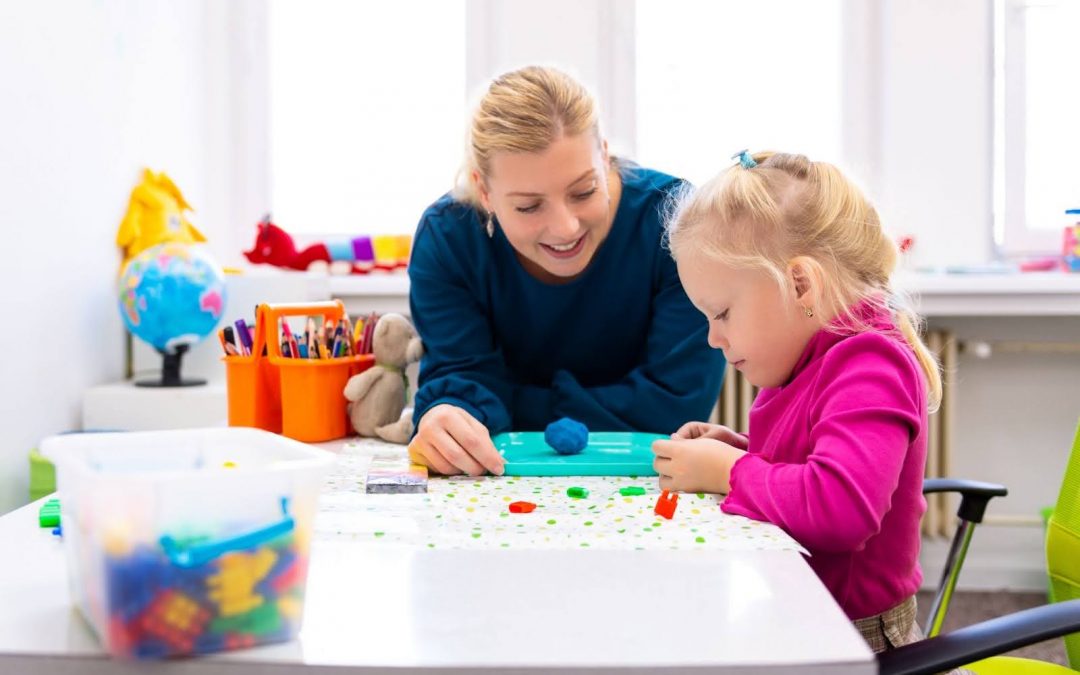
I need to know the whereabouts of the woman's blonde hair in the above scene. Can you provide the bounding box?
[454,66,602,208]
[666,151,942,411]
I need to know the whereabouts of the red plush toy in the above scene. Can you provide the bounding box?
[243,215,408,274]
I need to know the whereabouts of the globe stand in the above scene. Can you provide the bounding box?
[136,344,206,388]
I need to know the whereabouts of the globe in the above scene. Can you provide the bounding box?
[118,243,228,386]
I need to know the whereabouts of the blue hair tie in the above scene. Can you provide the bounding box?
[732,149,757,169]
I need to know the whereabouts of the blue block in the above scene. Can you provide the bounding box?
[544,418,588,455]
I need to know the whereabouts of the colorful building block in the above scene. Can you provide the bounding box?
[654,490,678,520]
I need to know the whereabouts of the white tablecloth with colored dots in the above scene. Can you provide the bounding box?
[315,439,806,553]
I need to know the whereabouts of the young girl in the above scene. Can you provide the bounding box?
[653,151,941,654]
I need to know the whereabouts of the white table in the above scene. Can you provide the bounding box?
[0,441,876,674]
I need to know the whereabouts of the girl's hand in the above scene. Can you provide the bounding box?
[671,421,749,449]
[409,404,505,476]
[651,437,747,494]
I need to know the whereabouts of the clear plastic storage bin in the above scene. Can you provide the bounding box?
[41,427,333,659]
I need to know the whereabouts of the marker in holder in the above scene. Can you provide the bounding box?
[224,301,373,442]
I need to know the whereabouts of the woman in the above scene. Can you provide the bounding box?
[408,66,724,476]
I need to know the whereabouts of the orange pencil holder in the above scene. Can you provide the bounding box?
[224,301,373,443]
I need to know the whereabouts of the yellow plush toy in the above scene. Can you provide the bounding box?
[116,169,206,269]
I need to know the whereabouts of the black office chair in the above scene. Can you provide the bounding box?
[921,479,1009,637]
[878,599,1080,674]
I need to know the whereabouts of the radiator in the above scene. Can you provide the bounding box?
[923,329,958,539]
[716,366,756,434]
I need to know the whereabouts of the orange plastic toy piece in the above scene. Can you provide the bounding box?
[654,490,678,520]
[137,590,211,652]
[508,501,537,514]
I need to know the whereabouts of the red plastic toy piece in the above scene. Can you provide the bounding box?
[654,490,678,520]
[508,501,537,514]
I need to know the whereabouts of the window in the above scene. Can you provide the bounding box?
[995,0,1080,255]
[634,0,843,186]
[268,0,466,236]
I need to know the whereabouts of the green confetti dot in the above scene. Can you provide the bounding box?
[696,493,706,499]
[547,519,557,525]
[617,529,626,534]
[446,493,455,498]
[471,532,482,539]
[584,521,593,526]
[427,543,436,548]
[643,527,652,532]
[695,536,705,544]
[501,543,510,548]
[580,542,590,547]
[652,522,662,528]
[373,532,385,538]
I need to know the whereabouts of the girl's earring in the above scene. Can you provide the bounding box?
[486,211,495,238]
[804,307,814,318]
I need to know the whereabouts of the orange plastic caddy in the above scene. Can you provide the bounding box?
[224,301,373,442]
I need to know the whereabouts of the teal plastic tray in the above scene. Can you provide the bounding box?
[494,431,663,476]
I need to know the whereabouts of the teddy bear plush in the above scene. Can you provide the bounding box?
[343,313,423,444]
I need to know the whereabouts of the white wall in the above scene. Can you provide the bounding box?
[921,316,1080,591]
[0,1,229,513]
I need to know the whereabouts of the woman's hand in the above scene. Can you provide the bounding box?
[651,437,747,494]
[670,421,749,449]
[408,404,505,476]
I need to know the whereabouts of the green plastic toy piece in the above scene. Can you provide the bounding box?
[209,601,282,635]
[494,431,664,477]
[619,486,646,496]
[38,498,60,528]
[566,486,589,499]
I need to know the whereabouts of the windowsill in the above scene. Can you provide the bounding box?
[895,270,1080,316]
[320,269,1080,318]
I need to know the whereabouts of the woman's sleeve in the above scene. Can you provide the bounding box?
[408,214,514,434]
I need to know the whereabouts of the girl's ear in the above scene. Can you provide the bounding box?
[472,170,491,212]
[788,256,823,309]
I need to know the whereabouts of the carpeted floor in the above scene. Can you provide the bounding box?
[916,590,1070,666]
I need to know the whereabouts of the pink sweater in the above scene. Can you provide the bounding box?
[721,311,928,620]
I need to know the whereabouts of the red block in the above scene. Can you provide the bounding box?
[654,490,678,520]
[508,501,537,514]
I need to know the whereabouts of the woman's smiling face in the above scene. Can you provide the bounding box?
[478,132,615,283]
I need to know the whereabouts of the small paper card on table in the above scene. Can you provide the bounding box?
[365,455,429,494]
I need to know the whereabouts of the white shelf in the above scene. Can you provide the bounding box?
[326,268,1080,318]
[82,380,228,431]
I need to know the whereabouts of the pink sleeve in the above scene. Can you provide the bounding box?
[720,337,923,553]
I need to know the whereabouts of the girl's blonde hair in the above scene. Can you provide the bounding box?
[454,66,602,208]
[666,151,942,411]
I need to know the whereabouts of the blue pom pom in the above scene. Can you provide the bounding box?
[544,417,588,455]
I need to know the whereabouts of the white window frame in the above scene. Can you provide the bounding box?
[994,0,1063,256]
[224,1,869,254]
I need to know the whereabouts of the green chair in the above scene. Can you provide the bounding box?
[28,448,56,501]
[880,417,1080,674]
